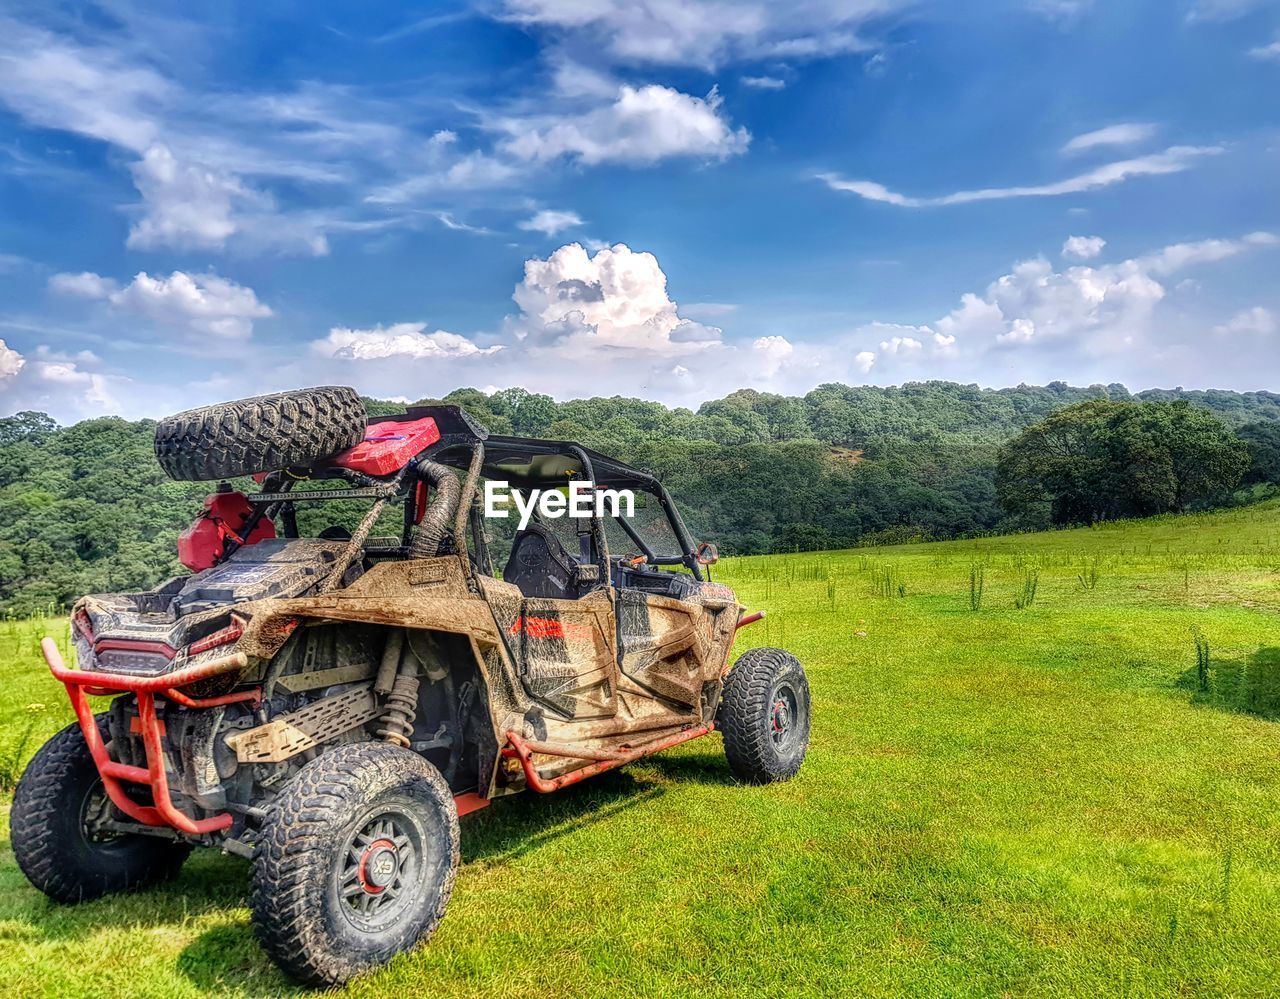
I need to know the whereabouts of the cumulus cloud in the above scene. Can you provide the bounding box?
[854,350,876,373]
[878,334,923,354]
[511,242,722,352]
[110,272,273,339]
[1214,306,1276,336]
[1250,40,1280,60]
[0,338,24,380]
[518,209,585,236]
[925,231,1279,358]
[298,242,848,404]
[0,341,121,418]
[52,269,272,339]
[314,324,502,360]
[818,145,1221,208]
[1061,123,1158,154]
[1062,235,1106,260]
[501,85,749,165]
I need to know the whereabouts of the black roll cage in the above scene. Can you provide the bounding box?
[236,406,708,582]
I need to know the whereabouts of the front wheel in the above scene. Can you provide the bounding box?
[251,742,460,988]
[717,648,811,784]
[10,716,192,902]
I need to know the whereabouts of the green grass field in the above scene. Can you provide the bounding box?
[2,499,1279,997]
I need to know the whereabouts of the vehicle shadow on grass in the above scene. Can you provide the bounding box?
[3,848,252,945]
[177,749,738,995]
[1178,646,1280,721]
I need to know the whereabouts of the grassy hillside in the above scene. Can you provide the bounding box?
[1,499,1278,997]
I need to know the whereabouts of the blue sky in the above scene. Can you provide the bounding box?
[0,0,1277,422]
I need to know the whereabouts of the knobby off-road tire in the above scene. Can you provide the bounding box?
[153,385,367,481]
[251,742,460,988]
[10,716,192,903]
[718,647,811,784]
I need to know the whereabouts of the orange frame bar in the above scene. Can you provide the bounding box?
[502,723,715,793]
[42,637,251,835]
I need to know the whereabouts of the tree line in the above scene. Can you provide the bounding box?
[1,381,1277,612]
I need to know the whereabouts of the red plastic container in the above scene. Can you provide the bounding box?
[333,417,441,476]
[178,490,276,572]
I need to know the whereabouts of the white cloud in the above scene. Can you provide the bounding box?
[512,242,717,352]
[1214,306,1277,335]
[818,145,1221,208]
[314,324,502,360]
[752,335,794,375]
[127,144,329,254]
[996,318,1038,344]
[1062,235,1106,260]
[926,232,1279,359]
[55,269,273,340]
[109,272,273,339]
[518,209,585,236]
[498,0,902,70]
[854,350,876,373]
[0,25,358,254]
[1061,123,1158,154]
[295,242,844,405]
[0,338,24,380]
[1248,40,1280,60]
[0,341,121,417]
[1139,231,1278,275]
[0,20,167,152]
[502,85,749,166]
[741,75,786,90]
[363,134,521,205]
[49,272,120,298]
[432,211,492,235]
[878,334,923,354]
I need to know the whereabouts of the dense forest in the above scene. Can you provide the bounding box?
[2,381,1278,612]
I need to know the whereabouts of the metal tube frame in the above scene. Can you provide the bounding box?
[502,723,715,793]
[42,637,254,835]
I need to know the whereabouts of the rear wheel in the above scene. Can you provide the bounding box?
[153,385,367,481]
[251,742,460,987]
[10,717,192,903]
[717,648,811,784]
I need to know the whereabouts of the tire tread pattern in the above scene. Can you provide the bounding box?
[10,716,191,903]
[250,742,460,988]
[153,386,367,481]
[718,647,810,784]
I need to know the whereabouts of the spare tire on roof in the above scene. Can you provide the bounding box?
[154,386,368,481]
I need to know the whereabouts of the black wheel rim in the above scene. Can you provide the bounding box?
[769,681,801,752]
[336,809,424,932]
[77,780,124,847]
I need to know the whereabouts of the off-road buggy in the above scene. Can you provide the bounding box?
[11,385,810,987]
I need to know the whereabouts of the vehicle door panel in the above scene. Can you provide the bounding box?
[616,589,711,708]
[477,575,618,720]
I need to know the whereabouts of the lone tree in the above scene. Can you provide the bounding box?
[996,399,1249,526]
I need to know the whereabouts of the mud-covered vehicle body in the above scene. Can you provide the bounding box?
[12,387,810,986]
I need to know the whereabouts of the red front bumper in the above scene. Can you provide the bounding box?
[42,637,259,836]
